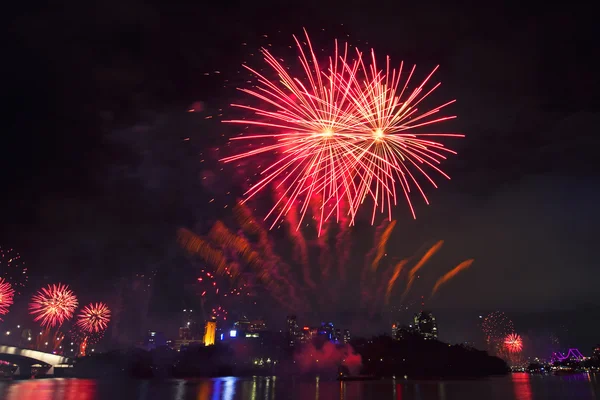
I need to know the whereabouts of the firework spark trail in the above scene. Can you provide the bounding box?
[209,222,293,305]
[209,221,263,270]
[385,259,409,305]
[29,283,78,328]
[180,224,303,311]
[430,259,474,297]
[310,194,333,281]
[335,202,352,281]
[364,220,391,275]
[0,278,15,319]
[272,185,314,289]
[233,203,279,263]
[178,228,234,276]
[0,246,28,295]
[401,240,444,300]
[371,220,396,271]
[481,311,515,355]
[361,219,391,305]
[232,204,304,308]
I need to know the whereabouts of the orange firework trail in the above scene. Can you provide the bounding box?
[208,221,263,270]
[371,220,396,271]
[272,185,313,288]
[178,228,233,276]
[180,224,303,311]
[430,259,474,297]
[385,259,409,305]
[401,240,444,300]
[222,30,462,234]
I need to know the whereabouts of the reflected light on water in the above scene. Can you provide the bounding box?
[438,383,446,400]
[174,380,185,400]
[5,379,96,400]
[197,380,211,400]
[512,373,533,400]
[222,377,237,400]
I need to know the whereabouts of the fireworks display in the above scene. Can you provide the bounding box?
[222,30,462,234]
[0,278,15,319]
[0,246,28,295]
[29,283,78,328]
[481,311,515,347]
[504,333,523,353]
[76,302,111,334]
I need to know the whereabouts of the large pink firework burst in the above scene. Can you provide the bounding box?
[504,333,523,353]
[222,30,462,234]
[342,49,462,223]
[0,278,15,319]
[29,283,78,328]
[76,302,111,334]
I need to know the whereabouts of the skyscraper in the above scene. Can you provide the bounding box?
[413,311,438,340]
[286,315,298,346]
[392,322,400,340]
[343,329,351,344]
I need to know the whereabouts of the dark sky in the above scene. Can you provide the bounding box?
[3,2,600,350]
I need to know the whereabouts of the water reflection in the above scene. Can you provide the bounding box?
[3,379,96,400]
[1,374,600,399]
[511,373,532,400]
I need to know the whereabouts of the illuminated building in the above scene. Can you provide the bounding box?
[144,330,166,350]
[286,315,298,346]
[392,322,400,340]
[299,326,310,343]
[335,328,342,342]
[593,345,600,360]
[320,322,335,340]
[203,317,217,346]
[343,329,351,344]
[413,311,438,340]
[179,326,191,340]
[234,316,252,333]
[249,319,267,332]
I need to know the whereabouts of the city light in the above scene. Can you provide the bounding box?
[229,330,237,338]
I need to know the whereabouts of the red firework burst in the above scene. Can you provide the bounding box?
[76,302,111,333]
[222,30,462,233]
[504,333,523,353]
[341,52,462,223]
[29,283,78,328]
[0,278,15,319]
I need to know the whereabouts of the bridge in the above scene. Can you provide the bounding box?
[551,348,585,362]
[0,345,72,377]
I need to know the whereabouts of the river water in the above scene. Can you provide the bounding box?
[0,373,598,399]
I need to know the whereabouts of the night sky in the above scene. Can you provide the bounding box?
[3,2,600,350]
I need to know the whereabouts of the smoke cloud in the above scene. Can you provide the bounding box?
[294,342,362,375]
